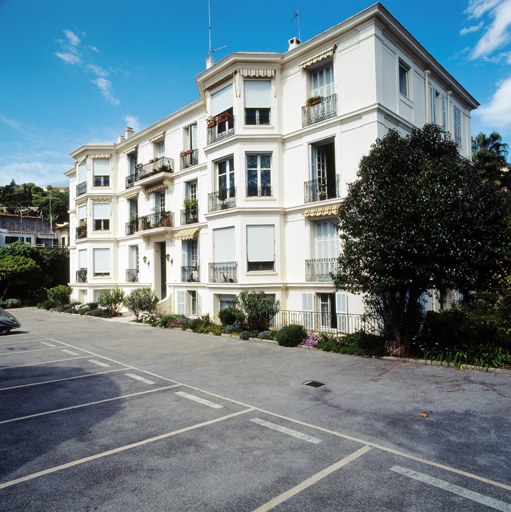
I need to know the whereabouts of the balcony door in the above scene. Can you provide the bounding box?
[310,141,336,199]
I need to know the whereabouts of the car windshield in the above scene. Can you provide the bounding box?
[0,308,15,320]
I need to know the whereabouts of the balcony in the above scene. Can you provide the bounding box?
[126,173,137,189]
[305,258,339,282]
[76,182,86,196]
[126,268,139,283]
[209,262,238,283]
[304,176,340,203]
[125,218,138,236]
[207,114,235,145]
[247,185,272,198]
[302,94,337,127]
[76,224,87,239]
[208,188,236,212]
[126,157,174,189]
[138,211,174,231]
[76,268,87,283]
[180,207,199,225]
[182,265,199,282]
[180,149,199,169]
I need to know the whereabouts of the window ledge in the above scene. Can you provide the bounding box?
[245,196,276,201]
[246,271,278,276]
[243,124,275,129]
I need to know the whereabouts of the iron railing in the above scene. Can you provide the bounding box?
[207,115,235,145]
[126,219,138,235]
[76,268,87,283]
[305,258,339,282]
[247,185,272,197]
[126,173,137,189]
[138,211,174,231]
[208,187,236,212]
[136,157,174,181]
[209,262,238,283]
[304,175,340,203]
[76,225,87,239]
[180,149,199,169]
[272,310,365,335]
[182,265,199,282]
[126,269,139,283]
[180,207,199,225]
[76,182,86,196]
[302,94,337,127]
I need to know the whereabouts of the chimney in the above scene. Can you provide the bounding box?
[117,135,125,143]
[125,127,134,139]
[288,37,301,51]
[206,56,214,69]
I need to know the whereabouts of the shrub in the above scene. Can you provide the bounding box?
[258,330,271,340]
[2,298,22,309]
[497,294,511,327]
[123,288,159,320]
[89,308,110,318]
[300,333,320,347]
[38,298,56,310]
[46,285,72,307]
[276,324,307,347]
[97,288,125,317]
[231,291,280,331]
[239,331,251,340]
[218,307,241,327]
[224,325,236,334]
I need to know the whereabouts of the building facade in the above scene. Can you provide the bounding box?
[67,4,478,326]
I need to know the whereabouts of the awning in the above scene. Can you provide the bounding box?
[302,205,340,217]
[239,69,275,78]
[175,228,200,240]
[90,154,112,159]
[299,45,337,69]
[149,131,166,143]
[146,183,167,193]
[123,145,138,155]
[125,192,139,200]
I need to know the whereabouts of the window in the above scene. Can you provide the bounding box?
[308,141,337,202]
[315,221,338,259]
[219,294,235,311]
[214,227,235,262]
[128,152,138,175]
[211,85,234,136]
[155,191,165,212]
[93,203,110,231]
[218,158,235,197]
[247,154,271,196]
[157,141,165,158]
[399,61,410,97]
[244,80,271,125]
[93,159,110,187]
[78,162,87,184]
[93,248,110,276]
[430,88,447,130]
[186,123,198,150]
[190,290,197,316]
[182,239,199,282]
[312,65,334,97]
[78,204,87,225]
[186,181,197,200]
[247,225,274,271]
[453,106,462,147]
[128,198,138,219]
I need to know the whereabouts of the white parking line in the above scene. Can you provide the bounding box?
[126,373,155,385]
[176,391,223,409]
[0,356,90,370]
[250,418,322,444]
[391,466,511,512]
[88,359,110,368]
[62,349,79,355]
[253,445,373,511]
[40,342,56,347]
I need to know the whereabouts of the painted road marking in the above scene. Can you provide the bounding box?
[250,418,322,444]
[0,408,254,490]
[253,445,373,511]
[62,349,79,355]
[391,466,511,512]
[88,359,110,368]
[0,356,90,370]
[41,342,56,347]
[175,391,223,409]
[126,373,155,385]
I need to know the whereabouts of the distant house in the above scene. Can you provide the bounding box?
[42,186,69,194]
[0,214,57,247]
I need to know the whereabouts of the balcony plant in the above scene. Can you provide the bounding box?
[206,116,217,128]
[318,182,327,200]
[162,211,172,227]
[306,96,324,107]
[217,112,231,123]
[183,198,198,211]
[217,189,228,209]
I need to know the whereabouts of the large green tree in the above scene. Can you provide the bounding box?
[334,124,511,356]
[472,131,509,185]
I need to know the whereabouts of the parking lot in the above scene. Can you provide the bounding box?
[1,308,510,511]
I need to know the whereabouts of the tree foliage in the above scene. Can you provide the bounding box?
[0,255,42,300]
[123,288,159,320]
[232,291,280,331]
[334,124,511,355]
[472,131,509,185]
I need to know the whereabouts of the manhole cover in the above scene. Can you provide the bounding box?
[303,380,326,388]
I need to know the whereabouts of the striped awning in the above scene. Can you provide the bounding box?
[146,183,167,193]
[123,145,138,155]
[302,205,340,217]
[89,154,112,159]
[149,131,166,143]
[175,228,199,240]
[239,69,275,78]
[299,45,336,69]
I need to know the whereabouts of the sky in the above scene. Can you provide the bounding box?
[0,0,510,187]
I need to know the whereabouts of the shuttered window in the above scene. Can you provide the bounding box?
[93,203,110,231]
[214,227,235,262]
[247,225,274,271]
[211,84,233,115]
[93,248,110,276]
[78,162,87,184]
[79,249,87,269]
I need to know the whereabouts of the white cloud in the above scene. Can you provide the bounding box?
[55,52,81,65]
[465,0,503,18]
[64,29,80,47]
[93,78,120,106]
[471,0,511,58]
[0,114,22,131]
[475,75,511,126]
[123,115,140,132]
[460,22,484,35]
[86,64,109,77]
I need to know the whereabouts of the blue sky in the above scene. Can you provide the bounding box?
[1,0,510,187]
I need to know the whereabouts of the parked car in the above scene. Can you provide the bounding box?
[0,307,21,335]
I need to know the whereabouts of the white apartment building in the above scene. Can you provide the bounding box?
[66,4,478,329]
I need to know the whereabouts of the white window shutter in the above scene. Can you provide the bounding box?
[93,248,110,275]
[190,124,198,149]
[78,162,87,184]
[244,80,271,108]
[211,84,233,115]
[177,290,186,315]
[247,225,274,262]
[93,203,110,220]
[78,205,86,222]
[214,227,235,262]
[302,292,314,331]
[79,249,87,269]
[93,159,110,176]
[336,292,348,332]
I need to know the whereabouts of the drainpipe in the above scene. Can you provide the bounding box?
[424,70,430,124]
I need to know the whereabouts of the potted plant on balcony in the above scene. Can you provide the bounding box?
[183,198,198,222]
[318,183,327,200]
[306,96,324,107]
[206,116,217,128]
[217,112,231,123]
[217,189,228,209]
[162,211,172,227]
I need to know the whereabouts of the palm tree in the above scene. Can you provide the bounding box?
[472,132,509,185]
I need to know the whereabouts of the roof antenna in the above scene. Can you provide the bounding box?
[291,10,301,41]
[207,0,227,68]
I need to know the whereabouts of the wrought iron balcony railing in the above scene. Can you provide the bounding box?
[126,173,137,189]
[207,115,235,145]
[76,268,87,283]
[136,157,174,181]
[126,218,138,235]
[76,225,87,239]
[126,268,139,283]
[305,258,339,282]
[302,94,337,127]
[180,207,199,225]
[209,262,238,283]
[182,265,199,282]
[304,175,340,203]
[76,182,87,196]
[180,149,199,169]
[138,211,174,231]
[247,185,272,197]
[208,187,236,212]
